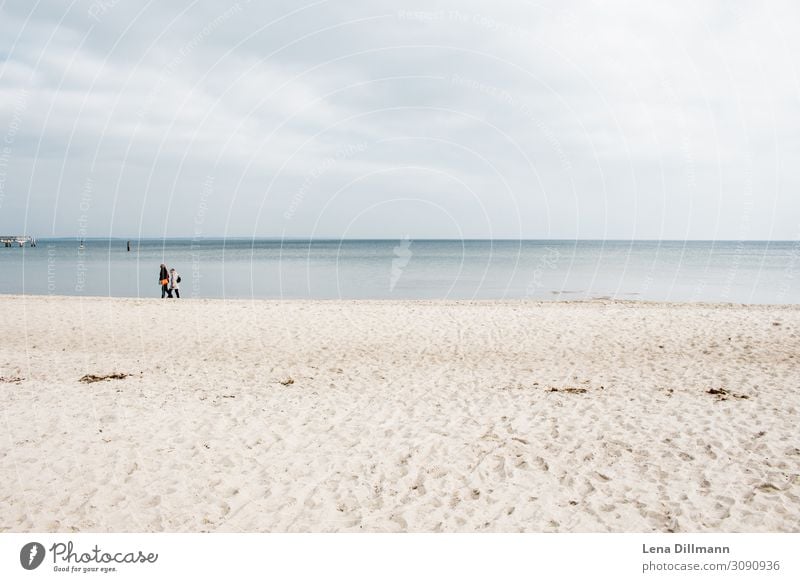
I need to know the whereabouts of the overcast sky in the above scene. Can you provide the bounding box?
[0,0,798,239]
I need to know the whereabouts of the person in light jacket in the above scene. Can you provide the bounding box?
[168,267,181,299]
[159,264,169,298]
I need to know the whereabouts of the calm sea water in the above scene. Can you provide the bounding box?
[0,239,798,303]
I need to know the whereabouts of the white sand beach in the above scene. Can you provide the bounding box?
[1,295,798,532]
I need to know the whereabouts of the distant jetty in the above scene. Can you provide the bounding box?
[1,235,35,247]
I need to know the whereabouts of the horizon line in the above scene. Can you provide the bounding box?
[20,237,799,243]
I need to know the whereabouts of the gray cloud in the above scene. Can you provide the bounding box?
[0,0,798,239]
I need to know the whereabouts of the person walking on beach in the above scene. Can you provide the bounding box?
[159,263,169,298]
[168,267,181,299]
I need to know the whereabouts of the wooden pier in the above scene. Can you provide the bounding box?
[1,235,35,247]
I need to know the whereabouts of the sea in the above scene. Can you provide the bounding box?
[0,239,798,303]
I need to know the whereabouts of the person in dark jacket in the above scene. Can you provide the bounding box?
[159,264,169,298]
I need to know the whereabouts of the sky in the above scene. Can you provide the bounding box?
[0,0,798,240]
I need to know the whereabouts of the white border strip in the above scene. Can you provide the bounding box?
[1,533,798,581]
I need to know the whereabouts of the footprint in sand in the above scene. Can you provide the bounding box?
[448,491,461,509]
[390,514,408,529]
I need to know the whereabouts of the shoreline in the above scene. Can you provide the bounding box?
[2,293,800,309]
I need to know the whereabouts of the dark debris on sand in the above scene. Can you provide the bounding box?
[548,386,588,394]
[79,372,131,384]
[0,376,25,384]
[707,387,750,401]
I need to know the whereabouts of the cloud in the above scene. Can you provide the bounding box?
[0,0,798,239]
